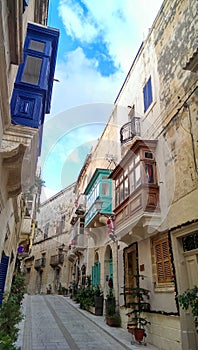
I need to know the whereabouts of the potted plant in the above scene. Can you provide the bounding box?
[105,289,121,327]
[58,282,63,295]
[176,285,198,331]
[121,273,150,344]
[94,285,104,316]
[62,287,68,296]
[46,284,52,294]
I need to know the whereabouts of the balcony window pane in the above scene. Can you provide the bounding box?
[115,190,120,206]
[129,172,134,193]
[124,178,129,198]
[135,164,141,187]
[135,155,140,164]
[29,40,45,52]
[22,55,42,85]
[102,183,109,196]
[145,163,154,183]
[120,183,124,203]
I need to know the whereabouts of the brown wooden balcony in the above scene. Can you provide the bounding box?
[110,139,161,242]
[115,183,159,219]
[50,254,64,267]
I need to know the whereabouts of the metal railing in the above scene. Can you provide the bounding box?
[120,117,140,145]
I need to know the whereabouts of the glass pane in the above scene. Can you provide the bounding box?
[115,190,120,206]
[129,161,134,171]
[135,164,141,187]
[22,56,42,85]
[120,183,124,203]
[129,172,134,193]
[135,155,140,164]
[29,40,45,52]
[124,178,129,198]
[102,183,109,196]
[145,163,154,183]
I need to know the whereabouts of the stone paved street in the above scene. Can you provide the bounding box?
[16,294,159,350]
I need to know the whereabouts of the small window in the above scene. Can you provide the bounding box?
[145,152,153,159]
[154,237,173,284]
[143,77,153,112]
[29,40,45,53]
[145,164,154,183]
[44,223,49,239]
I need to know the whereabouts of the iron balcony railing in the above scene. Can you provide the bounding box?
[120,117,141,145]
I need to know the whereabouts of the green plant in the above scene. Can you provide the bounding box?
[0,271,26,349]
[177,285,198,329]
[106,290,116,316]
[121,274,150,329]
[77,285,95,309]
[105,289,121,327]
[93,285,103,297]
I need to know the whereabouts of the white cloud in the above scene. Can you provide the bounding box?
[50,0,164,117]
[42,0,164,199]
[58,0,164,71]
[49,47,123,116]
[58,0,98,43]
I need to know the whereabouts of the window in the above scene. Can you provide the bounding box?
[21,56,42,85]
[124,243,138,306]
[115,155,141,207]
[29,40,45,53]
[92,262,100,286]
[143,77,153,112]
[44,223,49,239]
[153,236,173,285]
[102,182,109,196]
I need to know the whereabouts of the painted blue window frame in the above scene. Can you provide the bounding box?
[143,76,153,112]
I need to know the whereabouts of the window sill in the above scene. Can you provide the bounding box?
[154,284,175,293]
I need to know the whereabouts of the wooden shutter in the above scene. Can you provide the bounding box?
[155,239,172,283]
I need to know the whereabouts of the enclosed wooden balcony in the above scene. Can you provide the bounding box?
[50,254,64,267]
[110,139,161,242]
[84,169,113,228]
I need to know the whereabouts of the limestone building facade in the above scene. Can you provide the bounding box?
[0,0,59,302]
[26,184,76,295]
[69,0,198,349]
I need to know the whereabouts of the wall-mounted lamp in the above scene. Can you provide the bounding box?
[95,197,116,242]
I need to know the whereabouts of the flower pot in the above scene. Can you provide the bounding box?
[133,328,145,342]
[106,315,121,327]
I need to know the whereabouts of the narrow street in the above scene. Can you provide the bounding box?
[16,295,159,350]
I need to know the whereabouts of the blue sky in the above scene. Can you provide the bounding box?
[40,0,163,201]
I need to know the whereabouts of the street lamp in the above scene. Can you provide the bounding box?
[95,197,116,242]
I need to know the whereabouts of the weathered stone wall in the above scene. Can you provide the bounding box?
[27,184,76,294]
